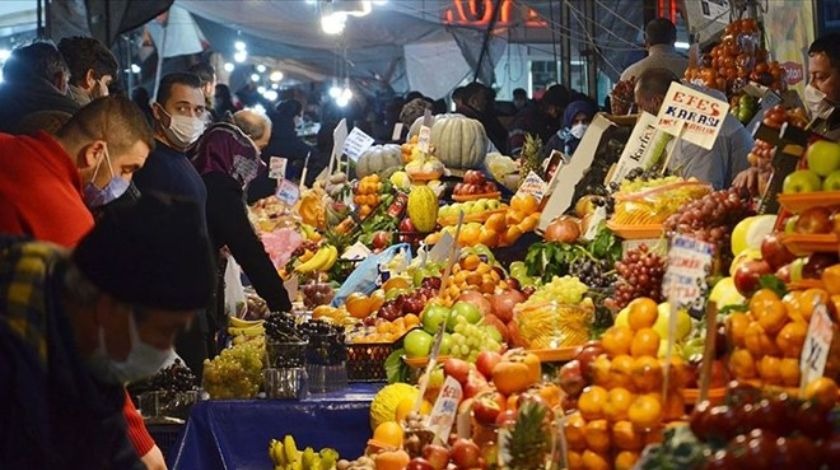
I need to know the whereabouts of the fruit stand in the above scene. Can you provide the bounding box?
[125,14,840,470]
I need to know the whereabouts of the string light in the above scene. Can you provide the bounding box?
[234,40,246,51]
[270,70,284,82]
[234,50,247,63]
[0,49,11,61]
[328,85,342,98]
[223,62,235,72]
[130,64,141,74]
[263,90,279,101]
[257,86,266,94]
[256,64,266,73]
[250,73,260,82]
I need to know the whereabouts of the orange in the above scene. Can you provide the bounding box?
[517,212,540,233]
[776,321,807,358]
[609,355,635,389]
[603,387,634,422]
[628,394,662,431]
[403,313,420,328]
[803,377,839,409]
[631,356,663,393]
[370,289,385,311]
[458,223,482,247]
[374,449,410,470]
[372,421,404,448]
[782,291,804,321]
[502,225,523,246]
[749,288,781,315]
[485,213,506,233]
[504,210,525,226]
[581,450,610,470]
[754,295,788,335]
[757,355,782,385]
[567,450,584,470]
[630,328,661,357]
[744,321,779,357]
[823,266,840,295]
[612,420,643,451]
[615,450,640,470]
[382,277,411,293]
[346,293,373,319]
[726,312,750,348]
[565,412,587,451]
[478,227,499,247]
[394,398,432,422]
[578,385,608,420]
[591,354,613,387]
[627,297,659,331]
[799,288,829,322]
[460,254,481,271]
[538,383,563,408]
[779,358,801,387]
[511,193,539,215]
[728,348,757,380]
[584,419,611,453]
[602,326,633,358]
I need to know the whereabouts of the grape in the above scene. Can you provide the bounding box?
[607,244,665,309]
[446,324,502,361]
[147,359,197,393]
[569,258,616,289]
[202,338,265,399]
[528,275,589,305]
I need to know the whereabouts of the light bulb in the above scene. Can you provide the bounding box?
[271,83,280,90]
[336,95,350,107]
[234,51,247,63]
[321,12,346,35]
[263,90,279,101]
[256,64,266,73]
[328,85,342,98]
[130,64,141,74]
[223,62,235,72]
[251,73,260,82]
[341,87,353,100]
[0,49,10,61]
[234,40,246,51]
[257,86,266,94]
[270,71,284,82]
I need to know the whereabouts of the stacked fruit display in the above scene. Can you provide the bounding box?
[353,174,386,219]
[607,244,666,310]
[746,105,808,180]
[406,299,504,362]
[426,194,540,248]
[512,275,593,350]
[347,313,420,344]
[453,170,500,200]
[437,198,505,225]
[269,435,340,470]
[377,277,441,321]
[782,140,840,194]
[609,176,711,227]
[439,253,512,301]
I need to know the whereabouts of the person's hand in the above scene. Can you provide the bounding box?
[140,445,167,470]
[732,167,762,195]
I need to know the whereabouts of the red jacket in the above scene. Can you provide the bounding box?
[0,131,155,457]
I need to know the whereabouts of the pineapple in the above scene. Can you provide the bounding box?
[518,133,544,186]
[499,401,552,470]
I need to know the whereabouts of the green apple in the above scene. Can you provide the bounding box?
[806,140,840,177]
[439,333,452,355]
[790,257,806,282]
[447,301,482,330]
[422,304,451,333]
[404,329,433,358]
[783,169,822,194]
[487,200,500,210]
[824,170,840,191]
[785,216,798,234]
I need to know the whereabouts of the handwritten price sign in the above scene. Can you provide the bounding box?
[427,376,463,442]
[662,234,714,313]
[800,304,834,390]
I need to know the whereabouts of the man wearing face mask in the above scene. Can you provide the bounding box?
[133,72,208,229]
[804,33,840,140]
[58,36,118,107]
[194,110,292,344]
[0,193,214,469]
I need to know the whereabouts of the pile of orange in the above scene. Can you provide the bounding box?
[349,314,420,344]
[424,194,540,248]
[345,290,386,319]
[440,254,508,303]
[566,297,688,470]
[353,174,383,218]
[726,288,815,387]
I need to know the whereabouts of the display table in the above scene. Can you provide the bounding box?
[169,383,382,470]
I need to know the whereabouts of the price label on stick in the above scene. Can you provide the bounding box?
[418,109,434,153]
[515,171,548,204]
[654,82,729,150]
[268,157,287,180]
[328,119,348,176]
[343,127,375,162]
[427,376,463,444]
[391,122,404,141]
[800,304,834,390]
[275,179,300,206]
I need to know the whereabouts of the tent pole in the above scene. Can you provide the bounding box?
[561,0,571,87]
[473,0,503,83]
[584,0,598,101]
[36,0,43,38]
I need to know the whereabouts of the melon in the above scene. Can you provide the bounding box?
[370,383,419,430]
[407,185,439,233]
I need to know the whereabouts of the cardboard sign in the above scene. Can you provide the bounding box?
[391,122,404,141]
[609,112,658,184]
[800,304,834,390]
[328,119,348,175]
[275,179,300,206]
[343,127,375,162]
[268,157,287,180]
[427,376,463,443]
[662,234,715,312]
[655,82,729,150]
[515,171,548,204]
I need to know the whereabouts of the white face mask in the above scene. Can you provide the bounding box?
[158,106,206,149]
[85,311,176,385]
[570,123,588,140]
[294,115,303,127]
[804,83,835,120]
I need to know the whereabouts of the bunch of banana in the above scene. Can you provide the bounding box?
[300,224,322,242]
[294,245,338,273]
[269,435,339,470]
[228,317,265,341]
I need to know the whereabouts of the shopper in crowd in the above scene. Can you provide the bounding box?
[803,32,840,140]
[58,36,118,107]
[189,61,218,122]
[543,99,599,159]
[256,99,321,191]
[214,83,238,119]
[131,86,155,126]
[509,84,569,155]
[452,86,467,110]
[456,82,509,154]
[399,97,431,130]
[512,87,529,111]
[16,110,72,136]
[405,90,424,103]
[634,68,751,189]
[194,110,292,320]
[0,41,78,133]
[0,193,213,469]
[620,18,688,82]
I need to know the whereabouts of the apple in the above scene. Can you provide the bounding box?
[775,264,791,283]
[482,314,509,344]
[475,351,502,380]
[789,257,807,282]
[457,291,491,316]
[404,329,434,358]
[438,333,452,355]
[422,445,450,470]
[733,259,772,296]
[463,370,490,398]
[406,458,434,470]
[784,216,798,234]
[832,210,840,235]
[783,169,822,194]
[450,439,481,469]
[495,409,517,427]
[447,301,482,330]
[558,359,585,396]
[490,289,525,323]
[824,170,840,191]
[372,231,393,250]
[761,233,795,269]
[422,304,450,334]
[575,341,605,381]
[806,139,840,176]
[795,207,833,234]
[443,358,471,384]
[472,390,506,425]
[804,253,839,278]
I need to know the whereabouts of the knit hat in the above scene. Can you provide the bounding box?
[73,192,215,311]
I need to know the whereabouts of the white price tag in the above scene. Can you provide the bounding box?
[268,156,287,180]
[328,119,348,176]
[800,304,834,390]
[343,127,375,162]
[582,206,607,241]
[515,171,548,204]
[655,82,729,150]
[418,125,432,153]
[427,376,463,443]
[609,112,658,184]
[391,122,404,141]
[662,234,715,313]
[275,179,300,206]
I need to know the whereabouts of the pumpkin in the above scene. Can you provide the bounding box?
[407,185,438,233]
[356,144,402,178]
[409,113,488,169]
[370,383,419,430]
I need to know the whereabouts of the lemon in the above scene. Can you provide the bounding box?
[653,302,692,341]
[709,277,745,309]
[614,306,630,329]
[731,215,776,256]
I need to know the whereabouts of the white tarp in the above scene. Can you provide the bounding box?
[404,38,471,100]
[146,5,205,59]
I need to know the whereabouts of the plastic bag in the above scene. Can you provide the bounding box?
[331,243,412,307]
[224,256,247,317]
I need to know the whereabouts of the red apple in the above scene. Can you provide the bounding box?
[804,253,839,278]
[422,444,450,470]
[475,351,502,381]
[457,291,491,316]
[795,207,833,234]
[443,358,471,385]
[450,439,481,469]
[575,341,605,382]
[775,264,791,283]
[463,370,491,399]
[372,231,393,250]
[733,259,772,296]
[400,217,417,233]
[558,359,585,396]
[482,314,509,344]
[406,458,435,470]
[495,409,517,427]
[761,233,795,270]
[490,289,525,323]
[472,390,506,425]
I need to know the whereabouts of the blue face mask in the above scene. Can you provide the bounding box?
[83,145,129,208]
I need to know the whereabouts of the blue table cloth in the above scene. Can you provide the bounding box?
[170,383,382,470]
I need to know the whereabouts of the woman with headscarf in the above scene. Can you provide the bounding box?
[193,119,292,319]
[542,99,599,159]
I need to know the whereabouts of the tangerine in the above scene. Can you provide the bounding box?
[591,354,613,387]
[485,213,506,233]
[458,223,482,246]
[612,420,643,451]
[602,326,633,358]
[627,297,659,331]
[584,419,611,454]
[729,348,757,380]
[757,355,782,385]
[630,328,661,357]
[382,277,411,292]
[609,354,635,389]
[803,377,839,410]
[779,357,800,387]
[631,356,663,393]
[628,395,662,431]
[565,412,587,451]
[372,421,404,448]
[615,450,640,470]
[755,296,788,335]
[374,450,410,470]
[511,194,539,215]
[502,225,523,245]
[776,321,807,358]
[517,212,540,232]
[567,450,584,470]
[603,387,634,422]
[478,227,499,247]
[726,312,750,348]
[578,385,608,420]
[581,450,610,470]
[504,210,525,226]
[749,288,781,316]
[744,321,778,357]
[799,289,830,322]
[782,291,804,321]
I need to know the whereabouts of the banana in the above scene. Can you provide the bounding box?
[229,317,264,329]
[228,324,265,337]
[295,246,331,273]
[284,435,300,464]
[269,439,286,466]
[319,245,338,272]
